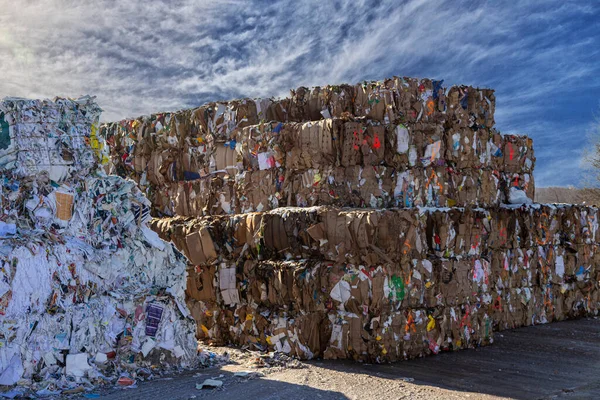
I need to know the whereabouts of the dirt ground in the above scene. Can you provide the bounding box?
[99,318,599,400]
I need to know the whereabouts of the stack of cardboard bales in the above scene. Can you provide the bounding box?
[100,78,534,217]
[0,97,197,392]
[150,205,599,362]
[100,77,597,363]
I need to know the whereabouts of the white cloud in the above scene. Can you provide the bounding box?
[0,0,598,186]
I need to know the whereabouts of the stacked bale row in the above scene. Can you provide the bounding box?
[100,77,534,217]
[99,76,563,363]
[150,204,599,362]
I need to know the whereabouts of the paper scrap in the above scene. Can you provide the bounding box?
[196,379,223,389]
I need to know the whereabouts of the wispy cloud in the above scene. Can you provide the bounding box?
[0,0,598,186]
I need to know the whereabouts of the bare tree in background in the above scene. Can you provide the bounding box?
[580,113,600,204]
[582,112,600,185]
[537,114,600,205]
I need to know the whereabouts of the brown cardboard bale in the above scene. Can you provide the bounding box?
[146,203,600,363]
[384,123,444,169]
[447,169,479,207]
[185,226,218,265]
[214,144,238,175]
[478,169,502,206]
[362,125,386,166]
[340,121,363,167]
[307,87,328,121]
[187,265,217,302]
[413,123,445,168]
[343,166,394,208]
[353,83,390,122]
[262,213,292,254]
[503,135,535,173]
[445,128,491,169]
[384,123,411,168]
[233,99,259,128]
[288,87,311,122]
[266,99,289,122]
[421,167,448,207]
[531,205,561,246]
[286,120,336,170]
[290,168,334,207]
[236,169,286,213]
[426,211,454,257]
[238,122,286,171]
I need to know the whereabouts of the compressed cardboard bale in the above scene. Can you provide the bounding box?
[186,265,217,302]
[445,127,492,169]
[261,209,319,259]
[502,134,535,173]
[148,207,600,361]
[490,249,538,290]
[232,99,261,129]
[235,169,287,213]
[449,209,483,257]
[289,165,392,209]
[421,166,449,207]
[438,259,469,306]
[353,82,393,122]
[285,119,337,171]
[413,123,445,168]
[531,205,562,246]
[290,168,334,207]
[185,226,218,265]
[395,78,429,124]
[288,86,312,122]
[191,100,257,141]
[450,210,478,256]
[168,178,226,217]
[344,165,394,208]
[187,298,221,341]
[340,121,364,167]
[446,86,495,129]
[102,102,536,217]
[237,122,286,171]
[384,123,411,168]
[478,169,503,206]
[252,261,297,308]
[362,124,386,165]
[492,287,538,330]
[374,209,424,263]
[285,86,334,122]
[404,259,438,309]
[338,121,385,167]
[384,123,445,169]
[212,142,239,175]
[391,168,421,208]
[148,210,597,362]
[265,98,290,122]
[485,208,512,250]
[573,206,599,244]
[323,84,355,118]
[447,169,480,207]
[426,211,456,258]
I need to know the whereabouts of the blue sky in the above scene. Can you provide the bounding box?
[0,0,598,187]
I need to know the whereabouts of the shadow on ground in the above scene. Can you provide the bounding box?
[310,318,600,400]
[99,367,348,400]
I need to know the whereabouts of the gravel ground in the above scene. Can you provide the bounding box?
[94,318,600,400]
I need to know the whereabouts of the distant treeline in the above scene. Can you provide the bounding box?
[535,187,600,205]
